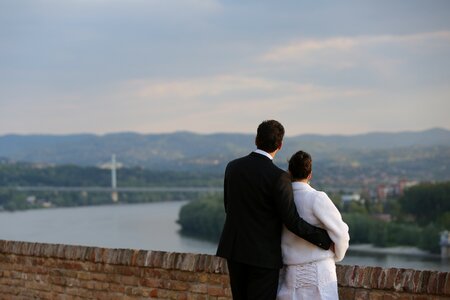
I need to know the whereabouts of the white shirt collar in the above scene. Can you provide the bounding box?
[253,149,273,160]
[292,181,313,191]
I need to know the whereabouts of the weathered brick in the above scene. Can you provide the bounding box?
[368,290,385,300]
[0,277,24,287]
[337,265,349,287]
[116,248,135,266]
[369,267,382,289]
[135,249,149,266]
[208,285,226,297]
[90,290,116,300]
[2,240,450,300]
[381,293,398,300]
[190,283,208,294]
[89,272,106,282]
[224,287,232,297]
[150,251,165,268]
[93,281,109,291]
[444,273,450,295]
[338,286,355,300]
[177,253,198,272]
[355,289,369,300]
[195,254,207,272]
[162,279,190,291]
[0,283,21,295]
[56,261,84,271]
[124,285,145,296]
[140,277,162,288]
[144,268,171,280]
[177,292,188,300]
[109,282,126,293]
[187,294,208,300]
[92,246,105,263]
[362,267,373,288]
[2,254,15,264]
[157,288,182,299]
[51,284,65,294]
[203,255,213,273]
[419,270,431,294]
[121,275,140,286]
[198,273,209,283]
[59,269,78,278]
[109,264,139,276]
[79,279,95,289]
[105,272,122,284]
[345,265,358,287]
[77,271,91,280]
[162,252,177,269]
[437,272,448,295]
[395,269,414,292]
[427,271,439,294]
[346,265,358,287]
[170,270,199,282]
[386,268,399,290]
[24,280,51,292]
[208,273,229,286]
[53,275,70,286]
[149,288,159,298]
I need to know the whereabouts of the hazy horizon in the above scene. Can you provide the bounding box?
[1,126,449,138]
[1,1,449,135]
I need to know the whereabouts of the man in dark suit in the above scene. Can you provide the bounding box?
[216,120,332,300]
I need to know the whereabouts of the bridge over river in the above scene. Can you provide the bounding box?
[8,186,222,193]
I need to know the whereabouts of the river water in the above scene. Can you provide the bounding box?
[0,201,448,272]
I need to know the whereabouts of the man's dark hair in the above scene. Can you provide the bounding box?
[288,150,312,180]
[255,120,285,153]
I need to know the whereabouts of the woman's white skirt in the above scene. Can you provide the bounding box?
[277,258,338,300]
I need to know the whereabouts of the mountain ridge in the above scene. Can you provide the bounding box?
[1,128,449,170]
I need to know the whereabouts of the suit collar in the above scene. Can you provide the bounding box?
[250,151,273,161]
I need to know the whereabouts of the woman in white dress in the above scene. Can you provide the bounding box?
[278,151,350,300]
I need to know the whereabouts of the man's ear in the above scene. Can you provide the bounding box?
[278,141,283,150]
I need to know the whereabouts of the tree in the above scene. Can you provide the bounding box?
[399,182,450,226]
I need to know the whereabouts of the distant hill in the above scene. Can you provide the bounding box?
[0,128,449,172]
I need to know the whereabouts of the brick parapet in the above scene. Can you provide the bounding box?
[336,265,450,299]
[0,240,227,274]
[0,240,449,299]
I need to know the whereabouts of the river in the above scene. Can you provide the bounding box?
[0,201,448,272]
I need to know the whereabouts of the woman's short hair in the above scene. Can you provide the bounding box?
[255,120,285,153]
[288,150,312,180]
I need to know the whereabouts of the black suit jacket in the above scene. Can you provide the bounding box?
[216,152,332,269]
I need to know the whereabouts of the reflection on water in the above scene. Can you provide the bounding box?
[0,201,215,254]
[0,201,448,272]
[340,250,448,272]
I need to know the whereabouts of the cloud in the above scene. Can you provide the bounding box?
[124,75,370,103]
[260,31,450,65]
[115,75,371,134]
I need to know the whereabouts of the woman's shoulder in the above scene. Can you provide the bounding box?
[310,189,334,208]
[309,186,329,199]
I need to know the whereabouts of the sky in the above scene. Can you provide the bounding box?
[1,0,449,136]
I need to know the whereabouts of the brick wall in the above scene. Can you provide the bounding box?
[0,240,449,299]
